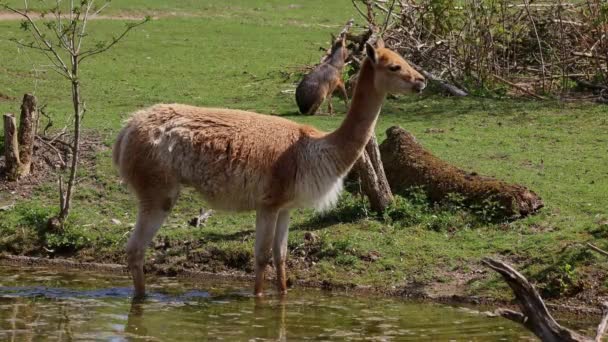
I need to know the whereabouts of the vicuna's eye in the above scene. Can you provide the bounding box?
[388,65,401,72]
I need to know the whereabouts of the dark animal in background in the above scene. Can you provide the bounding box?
[296,37,349,115]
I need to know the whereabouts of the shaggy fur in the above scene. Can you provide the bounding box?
[113,43,426,298]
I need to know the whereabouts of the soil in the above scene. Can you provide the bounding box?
[0,132,107,200]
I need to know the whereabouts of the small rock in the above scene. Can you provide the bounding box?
[304,232,319,243]
[424,128,445,134]
[111,218,122,225]
[361,250,381,262]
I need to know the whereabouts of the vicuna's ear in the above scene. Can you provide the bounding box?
[365,42,377,64]
[376,37,385,49]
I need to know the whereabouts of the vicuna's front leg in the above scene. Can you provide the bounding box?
[254,207,279,296]
[273,210,290,295]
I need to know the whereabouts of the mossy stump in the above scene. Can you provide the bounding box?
[380,126,544,219]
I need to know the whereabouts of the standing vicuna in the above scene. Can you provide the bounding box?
[295,36,349,115]
[113,42,425,299]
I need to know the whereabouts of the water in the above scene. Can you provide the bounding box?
[0,266,538,341]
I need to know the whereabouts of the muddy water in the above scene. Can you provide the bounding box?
[0,266,540,341]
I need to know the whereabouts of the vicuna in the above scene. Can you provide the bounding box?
[295,36,349,115]
[113,42,425,298]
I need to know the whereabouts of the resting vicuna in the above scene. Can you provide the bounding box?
[295,37,349,115]
[113,42,425,299]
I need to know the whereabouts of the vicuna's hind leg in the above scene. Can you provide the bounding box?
[254,207,279,296]
[273,210,290,295]
[126,183,179,299]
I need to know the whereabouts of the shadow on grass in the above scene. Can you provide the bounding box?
[274,95,570,131]
[202,229,255,243]
[291,201,369,232]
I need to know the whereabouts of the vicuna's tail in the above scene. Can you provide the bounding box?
[112,125,131,183]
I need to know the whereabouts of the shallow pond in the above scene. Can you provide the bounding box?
[0,265,562,341]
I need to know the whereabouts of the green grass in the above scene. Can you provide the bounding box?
[1,1,608,300]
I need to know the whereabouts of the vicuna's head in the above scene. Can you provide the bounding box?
[365,40,426,94]
[328,36,348,68]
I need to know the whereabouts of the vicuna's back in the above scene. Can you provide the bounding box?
[114,104,324,210]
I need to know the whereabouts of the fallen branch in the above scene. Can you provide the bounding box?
[587,243,608,258]
[572,78,608,91]
[572,52,608,62]
[483,258,595,342]
[189,208,214,228]
[36,135,66,168]
[410,62,468,97]
[492,74,547,100]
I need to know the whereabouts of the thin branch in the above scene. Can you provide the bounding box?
[381,0,396,34]
[492,74,547,100]
[2,5,72,77]
[92,1,110,16]
[522,0,547,90]
[36,135,66,167]
[76,0,96,54]
[587,243,608,258]
[351,0,369,22]
[79,17,149,62]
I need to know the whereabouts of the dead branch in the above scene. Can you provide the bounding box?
[35,135,66,168]
[410,62,468,96]
[572,52,608,62]
[483,258,592,342]
[492,74,547,100]
[189,208,214,228]
[587,243,608,258]
[351,0,608,97]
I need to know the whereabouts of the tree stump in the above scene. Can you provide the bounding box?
[17,94,38,173]
[2,94,38,181]
[3,114,26,181]
[379,126,543,219]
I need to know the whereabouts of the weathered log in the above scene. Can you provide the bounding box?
[380,126,543,219]
[409,62,469,97]
[3,113,26,181]
[483,258,604,342]
[353,135,394,213]
[17,94,38,174]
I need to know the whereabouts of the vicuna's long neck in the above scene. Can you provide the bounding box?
[324,59,385,175]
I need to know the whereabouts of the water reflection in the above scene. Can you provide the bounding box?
[0,265,544,341]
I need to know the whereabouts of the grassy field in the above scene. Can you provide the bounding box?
[1,1,608,302]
